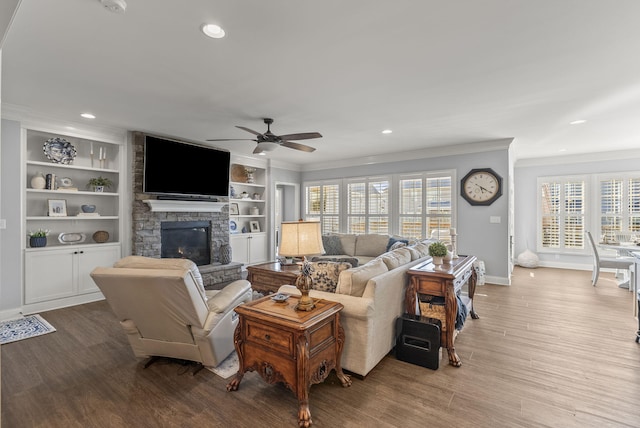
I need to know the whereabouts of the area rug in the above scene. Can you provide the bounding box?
[0,314,56,345]
[207,351,239,379]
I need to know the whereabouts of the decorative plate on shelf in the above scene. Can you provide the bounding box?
[229,220,238,233]
[230,164,248,183]
[58,232,86,244]
[43,138,76,164]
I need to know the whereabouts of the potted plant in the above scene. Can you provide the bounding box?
[87,176,113,192]
[428,241,448,265]
[28,229,49,248]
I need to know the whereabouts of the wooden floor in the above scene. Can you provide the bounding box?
[2,267,639,427]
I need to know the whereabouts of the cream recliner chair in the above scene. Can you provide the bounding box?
[90,256,252,369]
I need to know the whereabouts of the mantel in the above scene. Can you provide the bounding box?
[143,199,226,213]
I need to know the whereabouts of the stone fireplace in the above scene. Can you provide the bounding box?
[130,132,241,286]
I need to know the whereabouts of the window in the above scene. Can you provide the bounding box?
[398,173,453,240]
[346,177,389,234]
[597,174,640,240]
[305,182,340,234]
[538,177,586,251]
[304,169,455,239]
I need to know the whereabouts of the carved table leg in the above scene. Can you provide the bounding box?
[298,400,312,428]
[468,268,480,319]
[446,347,462,367]
[226,321,245,391]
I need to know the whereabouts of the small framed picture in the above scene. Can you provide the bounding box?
[250,221,260,233]
[48,199,68,217]
[229,202,239,215]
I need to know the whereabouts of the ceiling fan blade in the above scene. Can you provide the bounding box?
[206,138,258,142]
[236,126,263,136]
[252,145,265,154]
[281,141,316,152]
[277,132,322,141]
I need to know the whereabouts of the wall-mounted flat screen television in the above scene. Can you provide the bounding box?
[143,135,230,199]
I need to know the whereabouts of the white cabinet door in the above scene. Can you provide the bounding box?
[25,250,75,304]
[77,245,121,294]
[249,233,268,264]
[230,234,250,264]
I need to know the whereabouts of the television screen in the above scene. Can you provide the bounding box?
[143,135,230,199]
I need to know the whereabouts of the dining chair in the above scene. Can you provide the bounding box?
[586,231,635,286]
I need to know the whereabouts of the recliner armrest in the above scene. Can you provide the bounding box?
[207,279,252,313]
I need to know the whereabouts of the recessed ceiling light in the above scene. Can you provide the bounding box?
[201,24,225,39]
[559,148,567,152]
[81,113,96,119]
[382,129,393,134]
[569,119,586,125]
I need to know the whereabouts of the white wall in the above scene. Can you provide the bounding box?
[514,152,640,269]
[302,145,512,284]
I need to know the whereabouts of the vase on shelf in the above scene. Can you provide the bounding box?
[30,171,46,189]
[29,236,47,248]
[220,244,232,264]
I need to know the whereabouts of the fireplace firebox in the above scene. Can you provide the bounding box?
[161,221,210,266]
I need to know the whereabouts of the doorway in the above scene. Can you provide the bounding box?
[274,182,299,257]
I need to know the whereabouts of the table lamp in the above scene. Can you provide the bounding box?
[279,221,325,311]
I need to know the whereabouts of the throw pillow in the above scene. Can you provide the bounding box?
[405,245,421,261]
[311,256,359,268]
[386,237,409,252]
[322,235,344,255]
[310,261,352,293]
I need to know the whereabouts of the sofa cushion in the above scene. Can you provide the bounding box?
[336,234,357,256]
[391,247,412,265]
[310,261,352,293]
[336,258,388,297]
[311,256,359,268]
[377,252,403,270]
[355,234,390,257]
[113,256,205,293]
[412,242,430,258]
[404,245,422,261]
[322,235,344,255]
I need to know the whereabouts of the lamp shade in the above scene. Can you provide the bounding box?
[279,221,325,257]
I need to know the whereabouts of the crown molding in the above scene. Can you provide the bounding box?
[515,148,640,168]
[301,138,514,171]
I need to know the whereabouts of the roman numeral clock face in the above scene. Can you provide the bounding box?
[461,168,503,205]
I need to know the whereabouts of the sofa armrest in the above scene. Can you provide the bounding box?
[278,285,374,320]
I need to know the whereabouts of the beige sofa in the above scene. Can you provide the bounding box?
[319,233,409,265]
[279,239,436,377]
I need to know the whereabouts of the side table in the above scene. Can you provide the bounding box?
[405,255,479,367]
[227,294,352,427]
[246,261,301,294]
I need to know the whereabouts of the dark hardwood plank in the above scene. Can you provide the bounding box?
[2,267,639,427]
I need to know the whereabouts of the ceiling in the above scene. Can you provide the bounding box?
[3,0,640,167]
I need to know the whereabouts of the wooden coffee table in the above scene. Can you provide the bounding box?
[227,294,352,427]
[246,261,301,294]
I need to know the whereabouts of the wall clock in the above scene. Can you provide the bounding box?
[461,168,503,206]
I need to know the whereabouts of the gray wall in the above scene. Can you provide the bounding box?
[515,153,640,269]
[302,147,512,283]
[1,118,22,315]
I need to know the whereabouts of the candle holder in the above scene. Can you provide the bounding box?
[450,231,459,259]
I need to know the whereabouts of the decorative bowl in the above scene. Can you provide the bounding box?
[92,230,109,243]
[270,293,289,303]
[81,204,96,213]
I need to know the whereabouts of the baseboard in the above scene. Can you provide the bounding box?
[484,275,510,286]
[0,308,24,321]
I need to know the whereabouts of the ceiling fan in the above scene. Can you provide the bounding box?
[207,118,322,154]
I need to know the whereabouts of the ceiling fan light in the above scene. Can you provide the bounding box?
[257,142,279,152]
